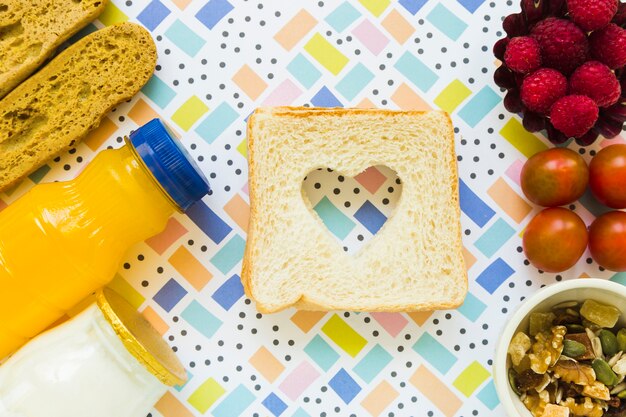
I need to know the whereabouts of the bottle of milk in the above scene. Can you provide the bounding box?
[0,289,186,417]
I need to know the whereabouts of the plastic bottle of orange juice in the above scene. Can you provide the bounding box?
[0,119,210,359]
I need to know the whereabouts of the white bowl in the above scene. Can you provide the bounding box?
[494,278,626,417]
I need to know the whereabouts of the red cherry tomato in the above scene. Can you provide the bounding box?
[589,211,626,272]
[523,207,588,272]
[521,148,589,207]
[590,144,626,209]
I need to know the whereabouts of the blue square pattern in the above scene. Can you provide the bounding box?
[262,393,288,417]
[456,291,487,322]
[292,409,312,417]
[335,63,374,101]
[476,258,515,294]
[313,197,355,240]
[304,335,340,371]
[426,3,468,41]
[413,332,458,375]
[325,2,361,32]
[195,102,239,144]
[353,344,393,383]
[164,19,206,57]
[477,380,500,410]
[181,300,223,339]
[328,369,361,404]
[210,235,246,275]
[458,0,486,13]
[287,54,322,89]
[459,179,496,227]
[142,75,176,109]
[399,0,428,14]
[196,0,235,30]
[311,86,343,107]
[137,0,171,31]
[153,278,187,312]
[212,274,244,311]
[212,385,255,417]
[458,86,501,128]
[354,201,387,235]
[186,201,232,244]
[394,52,438,93]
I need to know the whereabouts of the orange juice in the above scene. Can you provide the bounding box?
[0,119,209,358]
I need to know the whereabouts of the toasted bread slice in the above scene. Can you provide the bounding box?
[243,107,467,313]
[0,0,108,99]
[0,22,156,191]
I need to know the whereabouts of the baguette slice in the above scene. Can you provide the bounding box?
[0,22,156,191]
[242,107,467,313]
[0,0,109,99]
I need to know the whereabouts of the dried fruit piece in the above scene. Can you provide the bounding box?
[583,380,612,401]
[560,397,604,417]
[564,333,595,361]
[510,331,533,366]
[518,369,548,392]
[593,358,619,386]
[581,300,621,328]
[524,390,550,417]
[601,330,620,357]
[530,312,558,337]
[531,326,567,374]
[552,359,596,385]
[542,403,571,417]
[514,355,533,374]
[563,339,587,358]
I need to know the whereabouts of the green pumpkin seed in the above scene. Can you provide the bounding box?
[593,358,619,386]
[508,368,521,396]
[565,324,585,334]
[617,329,626,353]
[618,390,626,399]
[600,330,619,357]
[563,339,587,358]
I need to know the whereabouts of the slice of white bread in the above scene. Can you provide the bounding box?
[242,107,467,313]
[0,0,109,99]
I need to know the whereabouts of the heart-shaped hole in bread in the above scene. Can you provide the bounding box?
[301,166,402,254]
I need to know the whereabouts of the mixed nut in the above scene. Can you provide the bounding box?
[508,299,626,417]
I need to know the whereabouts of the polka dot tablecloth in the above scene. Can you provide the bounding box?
[2,0,626,416]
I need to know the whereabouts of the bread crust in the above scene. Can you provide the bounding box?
[242,106,467,313]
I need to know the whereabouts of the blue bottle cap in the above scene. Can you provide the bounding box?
[129,119,210,211]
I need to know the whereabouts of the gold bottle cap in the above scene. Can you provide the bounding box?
[96,288,187,387]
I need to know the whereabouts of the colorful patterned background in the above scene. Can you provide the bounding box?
[2,0,626,416]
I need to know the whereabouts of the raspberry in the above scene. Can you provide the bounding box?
[520,68,568,114]
[567,0,618,31]
[570,61,621,107]
[550,95,599,138]
[590,23,626,69]
[504,37,542,74]
[530,17,589,74]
